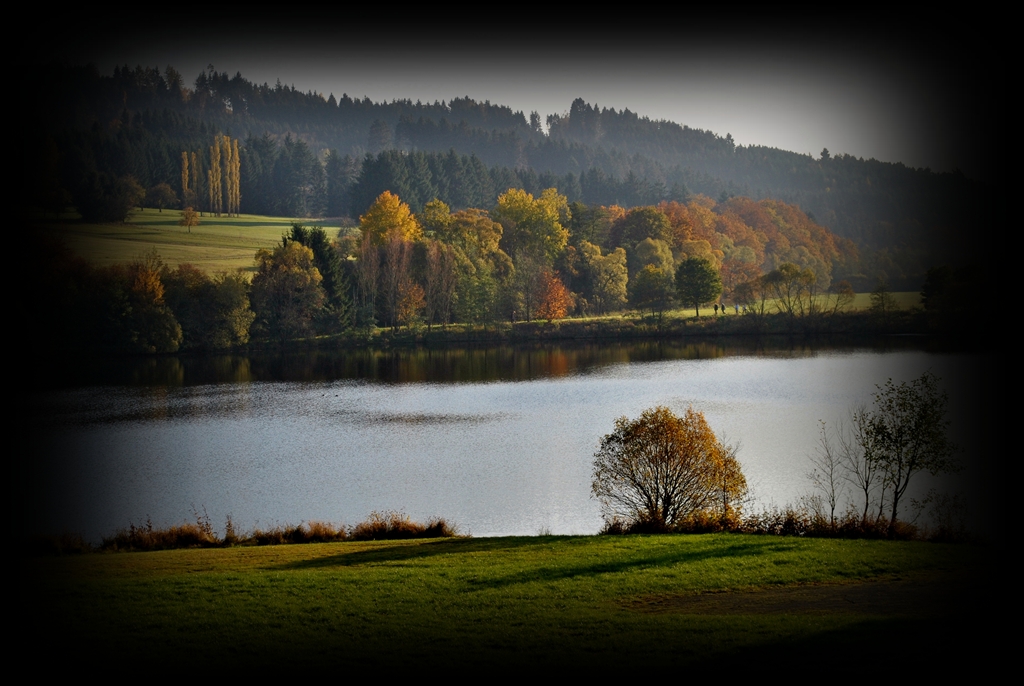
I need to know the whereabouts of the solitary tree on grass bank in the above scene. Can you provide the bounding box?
[179,207,199,233]
[592,406,746,531]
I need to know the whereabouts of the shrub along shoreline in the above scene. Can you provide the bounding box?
[27,501,970,557]
[27,510,460,555]
[307,309,934,350]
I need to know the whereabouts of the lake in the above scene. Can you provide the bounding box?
[25,339,987,541]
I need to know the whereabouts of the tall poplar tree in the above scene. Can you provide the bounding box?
[220,135,232,216]
[209,137,222,215]
[191,151,204,215]
[180,151,190,208]
[231,138,241,216]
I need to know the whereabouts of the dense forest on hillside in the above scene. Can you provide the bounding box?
[32,63,985,286]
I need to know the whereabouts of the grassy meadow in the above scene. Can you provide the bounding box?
[24,533,985,672]
[35,208,319,274]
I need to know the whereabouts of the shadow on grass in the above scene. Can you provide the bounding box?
[270,535,801,589]
[129,218,298,230]
[268,536,558,570]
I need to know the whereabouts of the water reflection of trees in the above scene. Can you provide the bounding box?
[38,335,935,389]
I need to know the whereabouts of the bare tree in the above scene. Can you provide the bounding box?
[808,420,846,528]
[839,408,887,526]
[356,233,379,327]
[382,231,413,330]
[424,242,458,329]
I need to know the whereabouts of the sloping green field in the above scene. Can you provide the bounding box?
[23,534,986,673]
[36,209,333,273]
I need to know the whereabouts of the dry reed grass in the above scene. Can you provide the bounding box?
[348,510,457,541]
[76,509,461,553]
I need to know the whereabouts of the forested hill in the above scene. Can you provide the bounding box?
[34,63,984,284]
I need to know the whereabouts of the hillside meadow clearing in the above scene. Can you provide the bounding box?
[35,208,306,274]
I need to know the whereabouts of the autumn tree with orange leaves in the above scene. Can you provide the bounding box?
[535,271,573,321]
[592,406,746,531]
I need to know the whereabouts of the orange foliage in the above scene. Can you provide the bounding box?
[657,200,695,245]
[535,271,573,321]
[395,279,425,327]
[604,205,627,224]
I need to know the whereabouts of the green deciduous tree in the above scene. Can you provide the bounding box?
[863,373,958,537]
[419,198,453,237]
[492,187,569,263]
[630,237,674,278]
[870,280,899,317]
[75,173,146,223]
[675,257,722,316]
[287,224,354,332]
[579,241,627,314]
[629,265,674,321]
[763,262,815,317]
[146,183,178,212]
[163,264,254,350]
[250,242,325,339]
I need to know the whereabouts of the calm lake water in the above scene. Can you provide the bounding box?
[25,340,986,541]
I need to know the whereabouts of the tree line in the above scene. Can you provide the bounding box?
[32,63,988,287]
[37,185,870,356]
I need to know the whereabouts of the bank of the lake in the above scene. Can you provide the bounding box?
[22,533,989,672]
[266,308,937,352]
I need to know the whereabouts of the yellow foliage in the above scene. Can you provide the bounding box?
[492,187,569,261]
[178,207,200,233]
[592,406,746,528]
[360,191,423,246]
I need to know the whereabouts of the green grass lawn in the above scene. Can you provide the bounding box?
[35,208,330,274]
[667,290,920,318]
[23,534,987,672]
